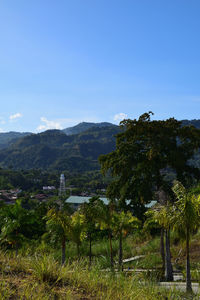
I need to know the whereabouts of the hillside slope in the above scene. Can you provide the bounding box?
[0,132,31,149]
[62,121,116,135]
[0,126,119,172]
[0,122,116,148]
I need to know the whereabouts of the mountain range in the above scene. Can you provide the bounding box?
[0,122,119,172]
[62,121,115,135]
[0,122,115,149]
[0,119,200,173]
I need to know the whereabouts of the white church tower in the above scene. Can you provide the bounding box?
[59,173,66,196]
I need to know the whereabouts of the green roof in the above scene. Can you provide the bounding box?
[66,196,109,205]
[65,196,156,208]
[145,201,157,208]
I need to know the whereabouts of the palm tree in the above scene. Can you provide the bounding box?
[68,211,86,258]
[96,201,115,269]
[80,196,100,267]
[145,202,173,281]
[144,209,165,273]
[170,181,200,293]
[112,210,140,271]
[46,207,71,265]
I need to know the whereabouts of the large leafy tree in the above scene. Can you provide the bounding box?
[99,112,200,207]
[99,112,200,279]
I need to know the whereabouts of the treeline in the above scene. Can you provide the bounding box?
[0,169,59,191]
[0,168,110,196]
[0,195,141,269]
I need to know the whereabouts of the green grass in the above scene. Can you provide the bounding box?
[126,253,162,270]
[2,229,200,298]
[0,250,197,299]
[32,254,63,284]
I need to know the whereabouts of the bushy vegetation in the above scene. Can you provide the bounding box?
[1,194,200,298]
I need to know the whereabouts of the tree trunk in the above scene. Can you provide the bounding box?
[15,231,18,257]
[160,228,165,273]
[118,231,123,271]
[89,232,92,268]
[77,243,80,258]
[61,237,66,265]
[165,229,173,281]
[186,227,192,293]
[109,230,114,269]
[15,242,18,257]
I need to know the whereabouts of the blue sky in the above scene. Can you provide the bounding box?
[0,0,200,132]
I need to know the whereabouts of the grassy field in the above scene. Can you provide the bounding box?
[1,230,200,299]
[0,251,191,300]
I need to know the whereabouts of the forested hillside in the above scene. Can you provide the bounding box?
[0,119,200,173]
[0,126,119,172]
[0,122,116,148]
[0,132,31,149]
[62,121,116,135]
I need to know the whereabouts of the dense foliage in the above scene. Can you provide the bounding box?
[99,113,200,211]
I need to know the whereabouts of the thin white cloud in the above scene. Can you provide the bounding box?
[36,116,100,132]
[9,113,23,121]
[113,113,128,123]
[37,117,63,132]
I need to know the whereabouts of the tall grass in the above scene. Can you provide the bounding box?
[0,249,197,299]
[0,281,15,300]
[32,254,62,284]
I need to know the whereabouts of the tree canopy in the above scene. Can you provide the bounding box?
[99,112,200,212]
